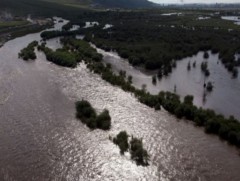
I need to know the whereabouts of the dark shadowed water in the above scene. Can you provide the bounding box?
[0,18,240,180]
[95,47,240,120]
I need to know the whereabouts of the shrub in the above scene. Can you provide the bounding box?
[18,41,38,61]
[96,109,111,130]
[113,131,129,155]
[130,137,149,166]
[75,100,111,130]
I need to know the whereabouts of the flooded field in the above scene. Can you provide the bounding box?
[96,46,240,120]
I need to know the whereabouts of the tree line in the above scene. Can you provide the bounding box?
[75,11,240,77]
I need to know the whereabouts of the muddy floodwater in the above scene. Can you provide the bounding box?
[0,18,240,180]
[96,47,240,120]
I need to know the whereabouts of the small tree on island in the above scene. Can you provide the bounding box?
[113,131,129,155]
[130,137,149,166]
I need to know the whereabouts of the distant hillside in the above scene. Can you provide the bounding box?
[0,0,155,18]
[0,0,88,18]
[93,0,154,8]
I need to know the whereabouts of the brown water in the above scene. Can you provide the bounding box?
[95,47,240,120]
[0,18,240,180]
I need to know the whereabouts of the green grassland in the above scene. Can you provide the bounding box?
[0,20,29,28]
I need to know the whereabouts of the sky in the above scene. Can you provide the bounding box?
[149,0,240,4]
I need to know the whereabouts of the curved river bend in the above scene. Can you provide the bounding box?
[0,18,240,180]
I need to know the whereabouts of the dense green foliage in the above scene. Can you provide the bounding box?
[95,109,111,130]
[74,11,240,76]
[75,100,111,130]
[130,137,149,166]
[38,44,77,68]
[62,22,73,31]
[113,131,129,155]
[60,37,103,62]
[206,82,213,91]
[113,131,149,166]
[40,30,79,40]
[76,100,97,128]
[18,41,38,60]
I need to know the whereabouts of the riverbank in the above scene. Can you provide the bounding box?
[0,20,53,48]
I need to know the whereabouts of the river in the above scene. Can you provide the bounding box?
[0,18,240,180]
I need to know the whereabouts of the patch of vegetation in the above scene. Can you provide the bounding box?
[96,109,111,130]
[113,131,149,166]
[113,131,129,155]
[74,11,240,77]
[130,137,149,166]
[203,51,209,59]
[40,30,79,40]
[201,61,210,76]
[18,40,38,60]
[206,81,213,92]
[152,75,157,85]
[75,100,111,130]
[62,22,73,31]
[38,43,77,68]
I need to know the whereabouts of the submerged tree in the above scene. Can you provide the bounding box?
[157,69,162,79]
[130,137,149,166]
[187,61,191,71]
[205,69,210,77]
[18,41,38,61]
[152,75,157,85]
[206,82,213,92]
[142,84,147,92]
[201,61,208,72]
[232,68,238,78]
[204,51,209,59]
[75,100,111,130]
[128,75,133,84]
[193,61,196,68]
[96,109,111,130]
[113,131,129,155]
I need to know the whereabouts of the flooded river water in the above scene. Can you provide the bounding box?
[96,47,240,120]
[0,18,240,180]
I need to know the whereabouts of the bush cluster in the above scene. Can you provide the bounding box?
[75,100,111,130]
[18,41,38,60]
[38,43,77,68]
[113,131,149,166]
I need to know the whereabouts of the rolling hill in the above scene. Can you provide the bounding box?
[93,0,154,8]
